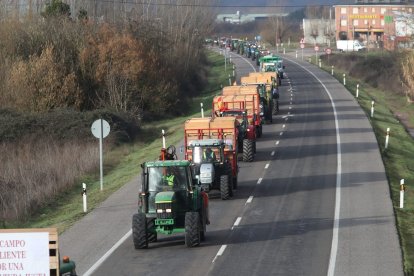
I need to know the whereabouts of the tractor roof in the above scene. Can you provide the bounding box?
[144,160,191,167]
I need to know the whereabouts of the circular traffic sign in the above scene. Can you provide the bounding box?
[325,48,332,55]
[314,45,319,51]
[300,43,305,49]
[91,119,110,139]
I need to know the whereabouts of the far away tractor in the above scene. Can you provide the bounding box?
[132,160,209,248]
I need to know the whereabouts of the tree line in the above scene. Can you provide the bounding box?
[0,0,215,120]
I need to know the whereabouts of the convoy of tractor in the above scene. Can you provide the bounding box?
[132,42,283,249]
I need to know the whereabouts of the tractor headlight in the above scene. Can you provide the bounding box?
[166,209,172,213]
[157,209,163,213]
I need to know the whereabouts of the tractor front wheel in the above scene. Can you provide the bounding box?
[132,213,148,249]
[220,175,230,200]
[243,139,254,162]
[147,218,157,243]
[185,212,201,247]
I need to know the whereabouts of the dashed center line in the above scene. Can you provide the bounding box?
[271,150,275,156]
[231,217,242,230]
[285,118,289,121]
[212,245,227,263]
[257,178,263,184]
[276,141,280,145]
[280,132,284,136]
[282,124,286,128]
[245,196,253,204]
[289,106,292,109]
[265,163,270,169]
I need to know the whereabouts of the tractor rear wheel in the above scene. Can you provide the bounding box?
[243,139,254,162]
[185,212,201,247]
[132,213,148,249]
[220,175,230,200]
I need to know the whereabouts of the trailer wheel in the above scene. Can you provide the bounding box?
[243,139,254,162]
[185,212,201,247]
[220,175,230,200]
[132,213,148,249]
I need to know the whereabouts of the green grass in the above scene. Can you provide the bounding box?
[315,57,414,275]
[9,50,232,233]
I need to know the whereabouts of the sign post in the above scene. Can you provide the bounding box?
[300,43,305,60]
[314,45,319,64]
[91,119,110,191]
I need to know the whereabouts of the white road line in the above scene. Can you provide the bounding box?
[212,245,228,263]
[284,57,342,276]
[245,196,253,204]
[84,230,132,276]
[289,106,292,109]
[265,163,270,169]
[283,124,286,128]
[257,178,263,184]
[285,118,289,121]
[276,141,280,145]
[280,132,284,136]
[271,151,275,156]
[288,112,290,115]
[231,217,242,230]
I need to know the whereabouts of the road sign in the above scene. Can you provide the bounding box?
[300,43,305,49]
[314,45,319,51]
[91,119,110,138]
[91,119,110,191]
[325,48,332,55]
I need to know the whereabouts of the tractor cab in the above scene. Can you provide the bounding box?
[134,160,208,249]
[187,139,231,194]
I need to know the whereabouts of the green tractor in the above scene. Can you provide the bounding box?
[132,160,209,248]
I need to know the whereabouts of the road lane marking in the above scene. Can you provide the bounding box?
[271,151,275,156]
[257,178,263,184]
[283,124,286,128]
[212,245,228,263]
[283,57,342,276]
[276,141,280,145]
[245,196,253,204]
[280,132,284,136]
[231,217,242,230]
[84,230,132,276]
[288,112,290,115]
[285,118,289,121]
[265,163,270,169]
[289,106,292,109]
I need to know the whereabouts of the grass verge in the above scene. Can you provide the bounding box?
[314,55,414,275]
[9,50,231,233]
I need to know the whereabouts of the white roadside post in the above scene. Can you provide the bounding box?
[400,179,405,209]
[162,129,166,148]
[343,73,346,85]
[385,128,390,149]
[82,183,87,213]
[200,103,204,118]
[283,48,286,54]
[233,65,235,77]
[331,65,334,75]
[295,50,298,58]
[228,74,231,85]
[371,101,375,118]
[91,119,110,191]
[319,59,321,68]
[356,84,360,98]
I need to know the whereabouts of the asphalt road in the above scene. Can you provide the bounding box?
[60,48,403,276]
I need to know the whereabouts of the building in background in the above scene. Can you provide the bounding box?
[334,4,414,50]
[216,11,287,24]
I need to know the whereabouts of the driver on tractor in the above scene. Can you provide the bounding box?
[203,147,217,162]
